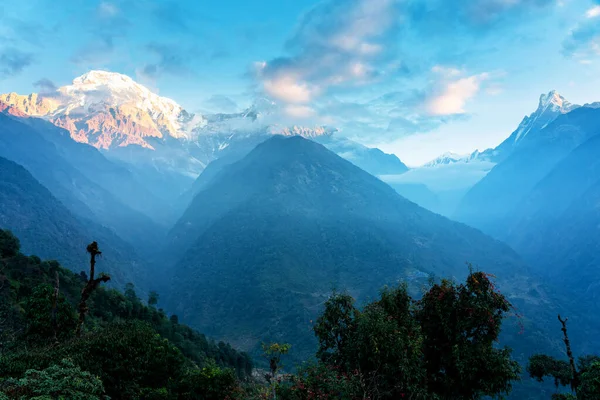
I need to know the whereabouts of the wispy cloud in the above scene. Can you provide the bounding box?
[563,5,600,59]
[71,2,130,65]
[138,42,197,81]
[425,71,490,116]
[255,0,402,108]
[98,1,119,18]
[0,48,34,79]
[33,78,58,93]
[250,0,546,140]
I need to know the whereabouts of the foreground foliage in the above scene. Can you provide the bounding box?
[0,358,105,400]
[0,229,251,399]
[527,316,600,399]
[1,228,565,399]
[267,270,522,399]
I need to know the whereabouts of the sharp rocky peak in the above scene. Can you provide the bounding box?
[537,90,576,114]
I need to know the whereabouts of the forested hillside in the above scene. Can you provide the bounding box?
[163,136,566,370]
[1,228,592,399]
[0,229,252,399]
[0,155,144,287]
[0,113,166,254]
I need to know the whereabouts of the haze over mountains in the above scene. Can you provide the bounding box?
[2,69,600,398]
[0,71,408,197]
[388,90,587,216]
[162,135,564,367]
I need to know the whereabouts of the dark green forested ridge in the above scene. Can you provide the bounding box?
[163,135,563,369]
[0,153,146,288]
[0,228,597,399]
[0,229,252,399]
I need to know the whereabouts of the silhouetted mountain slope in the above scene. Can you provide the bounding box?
[174,141,260,217]
[22,117,170,225]
[500,132,600,313]
[517,178,600,344]
[388,182,440,213]
[164,136,559,363]
[455,106,600,237]
[176,134,411,218]
[312,135,409,175]
[0,113,165,253]
[506,134,600,258]
[0,156,143,286]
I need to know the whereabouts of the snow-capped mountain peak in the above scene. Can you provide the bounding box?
[424,152,467,167]
[58,70,202,139]
[422,151,485,167]
[0,70,209,147]
[65,70,180,112]
[537,90,576,115]
[508,90,579,145]
[72,70,138,88]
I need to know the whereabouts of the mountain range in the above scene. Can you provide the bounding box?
[423,91,579,168]
[0,155,143,287]
[443,94,600,338]
[162,135,568,369]
[0,71,408,199]
[3,69,600,399]
[390,90,583,217]
[0,110,167,248]
[455,105,600,235]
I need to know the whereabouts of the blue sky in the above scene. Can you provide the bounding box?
[2,0,600,165]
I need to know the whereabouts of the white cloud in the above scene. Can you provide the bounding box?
[263,75,316,104]
[256,0,401,106]
[284,104,316,118]
[586,6,600,19]
[426,73,489,116]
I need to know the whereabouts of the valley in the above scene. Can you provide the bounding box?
[1,69,599,399]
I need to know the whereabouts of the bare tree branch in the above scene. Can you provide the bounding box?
[75,242,110,337]
[558,314,579,393]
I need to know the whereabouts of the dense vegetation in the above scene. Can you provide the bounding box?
[3,228,579,399]
[271,270,522,399]
[527,316,600,399]
[0,229,252,399]
[164,136,557,366]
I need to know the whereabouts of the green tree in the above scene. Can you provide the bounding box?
[0,358,105,400]
[262,342,291,380]
[0,230,19,259]
[124,283,138,302]
[0,321,187,399]
[311,270,521,399]
[313,292,358,368]
[262,342,291,400]
[278,362,364,400]
[415,271,521,399]
[527,316,600,399]
[148,290,159,307]
[23,284,76,345]
[175,361,240,400]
